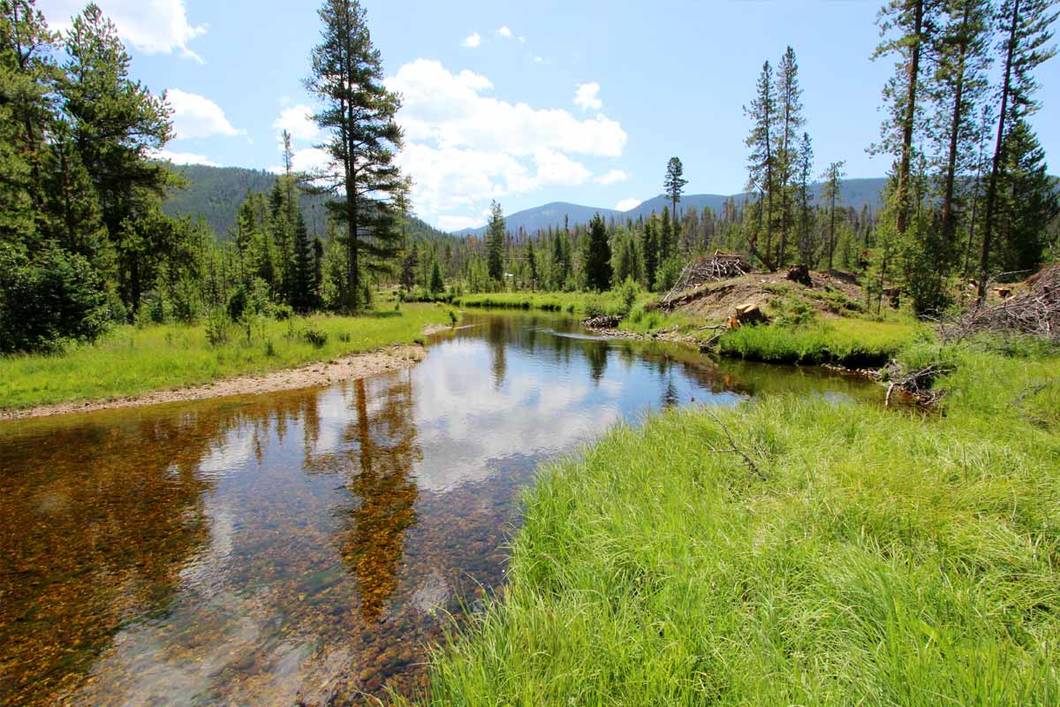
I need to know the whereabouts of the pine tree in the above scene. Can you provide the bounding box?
[291,210,315,311]
[660,206,674,263]
[584,214,612,291]
[664,157,688,223]
[527,239,538,290]
[795,132,816,265]
[873,0,937,238]
[993,117,1059,272]
[774,46,805,268]
[744,60,778,269]
[822,162,846,271]
[428,257,444,294]
[307,0,407,312]
[0,0,54,240]
[642,218,659,290]
[486,201,505,283]
[61,3,173,313]
[978,0,1057,301]
[932,0,992,257]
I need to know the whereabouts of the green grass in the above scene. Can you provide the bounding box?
[0,304,455,410]
[717,317,927,366]
[453,289,654,319]
[421,342,1060,704]
[454,291,595,315]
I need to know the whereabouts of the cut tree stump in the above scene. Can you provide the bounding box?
[786,264,813,287]
[729,303,768,328]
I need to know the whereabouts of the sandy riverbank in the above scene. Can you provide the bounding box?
[0,345,427,421]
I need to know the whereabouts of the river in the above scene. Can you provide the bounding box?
[0,312,877,704]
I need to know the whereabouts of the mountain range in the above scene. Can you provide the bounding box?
[452,178,890,237]
[161,164,888,240]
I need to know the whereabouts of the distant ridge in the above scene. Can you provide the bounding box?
[453,178,890,237]
[161,163,448,241]
[161,164,888,241]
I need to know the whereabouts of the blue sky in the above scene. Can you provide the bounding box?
[37,0,1059,231]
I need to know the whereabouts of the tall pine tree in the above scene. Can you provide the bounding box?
[307,0,407,312]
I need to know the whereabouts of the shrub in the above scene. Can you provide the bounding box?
[205,308,230,347]
[301,326,328,348]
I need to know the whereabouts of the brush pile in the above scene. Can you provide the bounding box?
[943,265,1059,342]
[661,252,751,309]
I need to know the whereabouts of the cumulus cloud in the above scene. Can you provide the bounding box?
[462,32,481,48]
[615,198,642,212]
[497,25,513,38]
[574,82,603,111]
[40,0,206,61]
[167,89,239,140]
[150,149,219,167]
[385,59,626,226]
[595,169,629,185]
[273,105,322,142]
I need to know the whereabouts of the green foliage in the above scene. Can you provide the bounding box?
[0,242,109,353]
[583,214,612,291]
[655,256,683,293]
[299,325,328,348]
[486,201,505,282]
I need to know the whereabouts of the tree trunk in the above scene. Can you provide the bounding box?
[940,0,972,255]
[896,0,925,236]
[978,0,1019,304]
[829,188,837,271]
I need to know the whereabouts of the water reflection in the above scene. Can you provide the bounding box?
[0,312,880,704]
[341,377,419,622]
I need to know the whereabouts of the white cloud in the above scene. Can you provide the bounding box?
[437,215,485,231]
[385,60,627,227]
[150,149,218,167]
[616,198,642,212]
[267,147,331,175]
[462,32,481,48]
[40,0,206,62]
[273,105,322,142]
[497,25,513,38]
[596,169,629,185]
[167,89,239,140]
[574,82,603,111]
[533,56,545,64]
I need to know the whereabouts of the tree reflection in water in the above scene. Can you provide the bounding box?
[340,375,420,622]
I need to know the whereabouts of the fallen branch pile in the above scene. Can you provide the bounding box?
[943,265,1059,342]
[880,362,955,408]
[583,314,622,329]
[661,252,751,309]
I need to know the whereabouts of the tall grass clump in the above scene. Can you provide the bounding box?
[718,317,926,366]
[420,342,1060,705]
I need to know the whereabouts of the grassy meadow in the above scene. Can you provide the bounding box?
[419,339,1060,704]
[0,304,455,411]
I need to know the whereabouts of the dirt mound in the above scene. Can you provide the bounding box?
[661,270,867,323]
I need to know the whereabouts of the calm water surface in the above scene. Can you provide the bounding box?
[0,313,877,704]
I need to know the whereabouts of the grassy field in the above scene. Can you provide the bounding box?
[0,304,455,411]
[420,340,1060,704]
